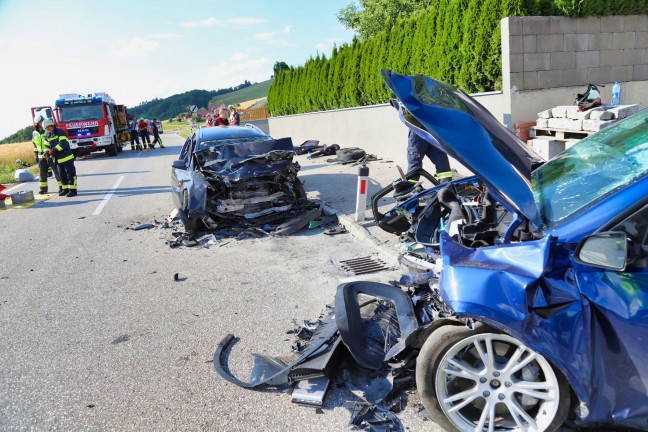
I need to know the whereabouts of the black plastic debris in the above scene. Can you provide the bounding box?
[294,139,321,155]
[214,313,342,389]
[342,361,394,404]
[112,334,130,345]
[308,214,339,230]
[345,401,405,432]
[131,223,155,231]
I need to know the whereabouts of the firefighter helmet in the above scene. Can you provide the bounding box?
[33,115,44,123]
[43,118,55,128]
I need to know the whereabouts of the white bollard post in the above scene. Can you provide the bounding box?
[355,165,369,222]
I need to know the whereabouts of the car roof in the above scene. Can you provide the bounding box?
[196,125,268,142]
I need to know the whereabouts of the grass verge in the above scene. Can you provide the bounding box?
[0,142,39,184]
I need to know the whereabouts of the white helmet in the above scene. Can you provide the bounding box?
[33,115,44,124]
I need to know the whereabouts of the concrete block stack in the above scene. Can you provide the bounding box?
[530,103,639,160]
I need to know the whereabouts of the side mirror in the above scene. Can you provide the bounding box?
[574,231,627,271]
[171,159,187,170]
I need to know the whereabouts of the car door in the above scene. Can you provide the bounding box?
[171,134,195,209]
[573,201,648,426]
[31,106,54,122]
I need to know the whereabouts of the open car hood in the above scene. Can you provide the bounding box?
[382,69,544,228]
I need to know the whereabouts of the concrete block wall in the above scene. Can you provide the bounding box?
[502,15,648,126]
[504,15,648,90]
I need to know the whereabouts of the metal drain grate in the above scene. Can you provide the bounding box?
[339,256,389,275]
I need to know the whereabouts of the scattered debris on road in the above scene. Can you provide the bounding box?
[213,270,454,428]
[111,334,130,345]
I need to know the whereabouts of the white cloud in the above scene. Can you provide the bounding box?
[182,17,265,28]
[111,37,159,58]
[252,31,279,41]
[284,25,292,34]
[182,17,219,28]
[150,33,183,39]
[250,30,295,47]
[231,51,250,62]
[229,18,266,25]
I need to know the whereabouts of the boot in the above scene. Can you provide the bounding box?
[66,190,77,198]
[59,189,69,196]
[39,188,48,195]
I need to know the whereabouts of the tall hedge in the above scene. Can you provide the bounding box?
[268,0,647,116]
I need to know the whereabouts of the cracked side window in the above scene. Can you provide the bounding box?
[612,204,648,270]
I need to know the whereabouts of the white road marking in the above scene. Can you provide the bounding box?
[2,179,36,194]
[92,176,125,216]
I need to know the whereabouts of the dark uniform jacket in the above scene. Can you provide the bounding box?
[45,127,75,163]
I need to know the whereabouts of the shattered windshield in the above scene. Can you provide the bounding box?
[532,109,648,227]
[195,136,271,154]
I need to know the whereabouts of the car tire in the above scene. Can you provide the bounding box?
[182,191,204,233]
[184,217,203,233]
[416,324,570,432]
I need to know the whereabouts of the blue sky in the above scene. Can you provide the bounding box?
[0,0,355,139]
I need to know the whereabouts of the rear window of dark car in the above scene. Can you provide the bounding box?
[195,136,271,153]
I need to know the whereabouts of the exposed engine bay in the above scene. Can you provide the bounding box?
[373,171,541,271]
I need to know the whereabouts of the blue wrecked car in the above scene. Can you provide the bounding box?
[375,70,648,431]
[212,71,647,431]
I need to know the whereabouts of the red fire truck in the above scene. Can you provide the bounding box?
[31,92,130,157]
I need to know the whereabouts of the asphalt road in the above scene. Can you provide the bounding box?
[0,134,445,431]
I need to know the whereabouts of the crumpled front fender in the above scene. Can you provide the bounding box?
[180,169,208,215]
[438,232,590,405]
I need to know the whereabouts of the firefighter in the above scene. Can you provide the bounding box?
[32,115,62,194]
[138,118,151,149]
[129,118,141,150]
[150,118,164,149]
[43,118,77,197]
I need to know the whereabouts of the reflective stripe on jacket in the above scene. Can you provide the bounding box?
[46,127,74,163]
[32,128,47,154]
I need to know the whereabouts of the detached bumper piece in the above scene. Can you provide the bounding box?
[213,281,424,413]
[213,313,343,402]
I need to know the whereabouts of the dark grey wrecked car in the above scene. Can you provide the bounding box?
[171,125,319,234]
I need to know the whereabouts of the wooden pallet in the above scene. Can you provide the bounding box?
[531,127,594,140]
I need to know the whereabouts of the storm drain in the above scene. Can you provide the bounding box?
[339,256,389,275]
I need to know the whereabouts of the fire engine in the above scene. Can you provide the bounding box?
[31,92,130,157]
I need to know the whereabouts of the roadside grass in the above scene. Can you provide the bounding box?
[162,120,205,139]
[0,141,38,184]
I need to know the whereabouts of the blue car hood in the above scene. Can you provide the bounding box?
[382,69,544,228]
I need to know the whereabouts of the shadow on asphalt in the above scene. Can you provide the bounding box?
[28,186,171,209]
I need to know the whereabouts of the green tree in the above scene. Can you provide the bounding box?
[273,61,290,77]
[337,0,429,40]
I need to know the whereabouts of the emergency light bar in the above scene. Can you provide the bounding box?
[56,92,115,105]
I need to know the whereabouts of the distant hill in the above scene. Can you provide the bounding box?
[129,79,272,120]
[1,80,273,143]
[0,125,32,145]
